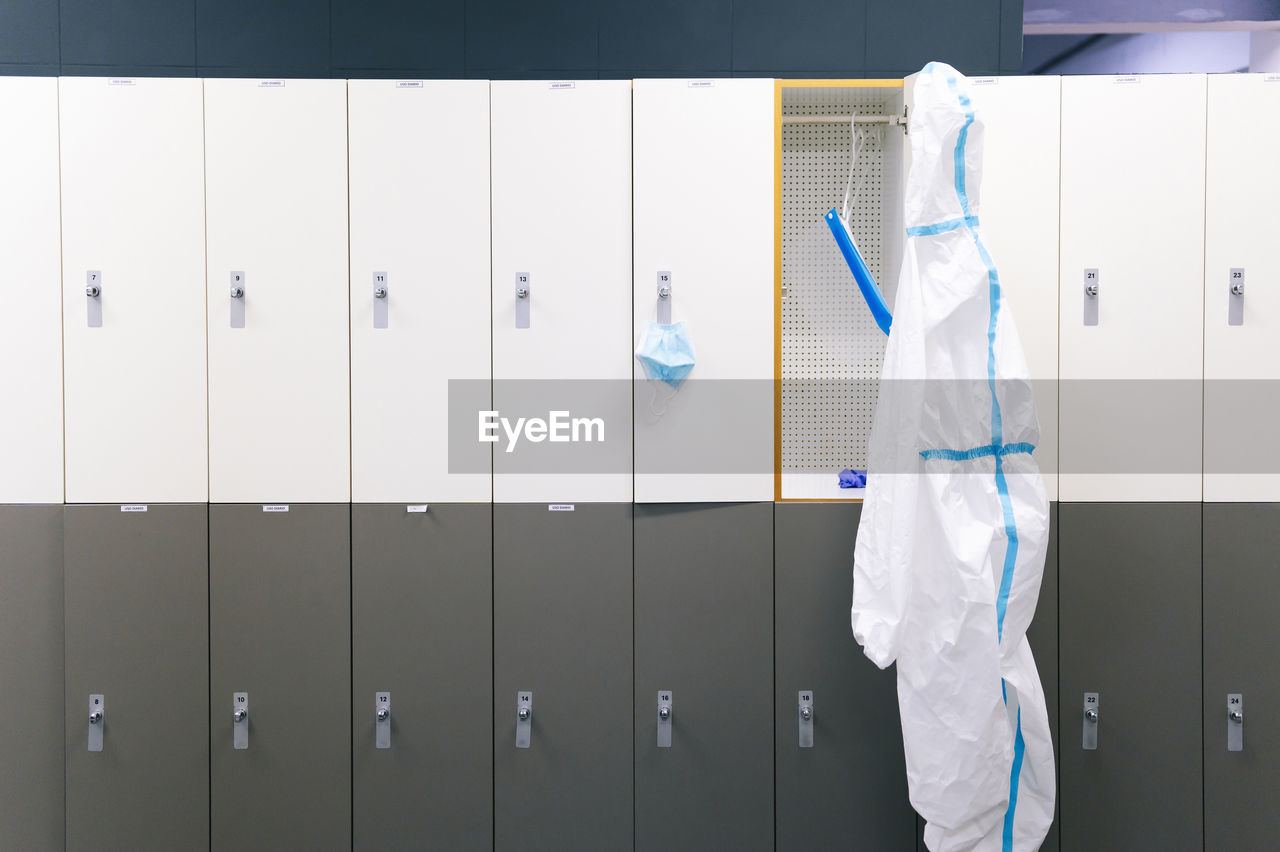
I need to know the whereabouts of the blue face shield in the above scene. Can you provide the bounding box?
[635,321,695,389]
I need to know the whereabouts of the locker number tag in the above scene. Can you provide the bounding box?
[1082,692,1099,750]
[233,693,249,749]
[88,694,104,752]
[515,273,531,328]
[1229,268,1244,326]
[1083,269,1099,326]
[656,271,673,324]
[516,692,533,748]
[86,271,103,328]
[376,692,391,749]
[798,691,814,748]
[230,272,246,328]
[373,271,389,329]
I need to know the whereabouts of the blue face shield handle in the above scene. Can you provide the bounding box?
[826,208,893,336]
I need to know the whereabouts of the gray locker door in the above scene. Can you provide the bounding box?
[0,505,63,850]
[774,502,914,851]
[1023,502,1059,852]
[352,503,493,850]
[634,502,773,851]
[1204,503,1280,849]
[1059,503,1201,850]
[210,504,350,851]
[494,503,633,852]
[64,504,209,851]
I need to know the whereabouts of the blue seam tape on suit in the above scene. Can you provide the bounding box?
[919,442,1035,461]
[938,65,1026,850]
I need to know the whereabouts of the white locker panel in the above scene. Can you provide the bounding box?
[349,80,491,503]
[0,77,63,504]
[632,79,774,503]
[1204,74,1280,501]
[490,80,632,503]
[1059,75,1205,502]
[60,77,208,503]
[966,76,1061,500]
[205,79,350,503]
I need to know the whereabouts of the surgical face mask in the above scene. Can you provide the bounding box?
[635,321,695,414]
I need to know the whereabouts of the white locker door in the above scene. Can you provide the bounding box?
[60,77,208,503]
[205,79,350,503]
[490,80,632,503]
[349,80,491,504]
[632,79,774,503]
[0,77,62,504]
[1059,75,1205,502]
[966,76,1061,500]
[1204,74,1280,502]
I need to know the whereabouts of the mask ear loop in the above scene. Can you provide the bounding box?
[649,381,679,417]
[840,115,865,226]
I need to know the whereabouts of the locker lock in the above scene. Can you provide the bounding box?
[233,707,247,723]
[1229,708,1243,724]
[1231,282,1245,297]
[1084,708,1097,723]
[89,709,103,725]
[1084,283,1098,297]
[374,286,388,300]
[516,286,529,300]
[377,706,390,722]
[230,285,245,299]
[517,705,531,722]
[800,705,813,722]
[85,284,101,298]
[658,284,671,300]
[658,705,671,721]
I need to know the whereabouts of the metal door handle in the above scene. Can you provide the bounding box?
[232,708,247,723]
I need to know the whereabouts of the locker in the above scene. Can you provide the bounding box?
[0,77,62,504]
[349,80,492,503]
[205,79,350,503]
[60,78,208,502]
[0,506,63,849]
[1204,74,1280,501]
[209,504,350,850]
[631,79,774,503]
[1058,503,1201,849]
[634,503,773,850]
[1058,75,1205,502]
[964,76,1061,500]
[352,504,492,850]
[493,504,633,851]
[773,503,914,850]
[64,505,208,850]
[1204,504,1280,849]
[490,81,632,503]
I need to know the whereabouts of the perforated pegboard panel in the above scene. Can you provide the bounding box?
[781,86,903,483]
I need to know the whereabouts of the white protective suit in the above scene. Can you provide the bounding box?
[851,63,1056,851]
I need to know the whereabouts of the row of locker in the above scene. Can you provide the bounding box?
[1,500,1276,850]
[1,74,1278,507]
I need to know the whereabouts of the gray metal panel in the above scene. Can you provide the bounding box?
[774,502,914,851]
[1204,503,1280,849]
[1024,502,1059,852]
[210,504,351,851]
[64,504,209,851]
[352,503,493,851]
[0,505,63,850]
[1058,503,1202,850]
[493,503,632,852]
[634,503,774,852]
